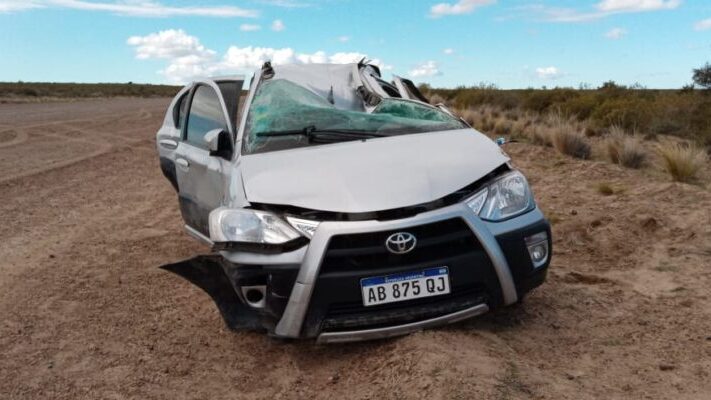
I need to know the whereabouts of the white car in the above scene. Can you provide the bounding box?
[156,61,551,343]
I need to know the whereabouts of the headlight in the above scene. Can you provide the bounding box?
[209,208,301,244]
[465,170,534,221]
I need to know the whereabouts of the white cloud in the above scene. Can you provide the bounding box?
[443,48,455,55]
[0,0,44,12]
[0,0,258,17]
[271,19,285,31]
[127,29,215,60]
[535,66,563,80]
[429,0,495,17]
[337,36,350,43]
[128,29,392,83]
[127,29,217,82]
[258,0,310,8]
[523,0,681,22]
[596,0,681,13]
[694,18,711,31]
[409,61,441,78]
[605,27,627,39]
[240,24,261,32]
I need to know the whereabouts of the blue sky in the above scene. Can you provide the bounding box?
[1,0,710,88]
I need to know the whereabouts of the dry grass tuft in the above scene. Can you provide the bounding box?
[606,129,648,169]
[429,93,446,105]
[657,142,708,183]
[596,182,615,196]
[583,126,601,137]
[607,125,626,137]
[457,108,478,127]
[530,127,552,146]
[547,114,591,159]
[492,118,513,136]
[551,130,591,159]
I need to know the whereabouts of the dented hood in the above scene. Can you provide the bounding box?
[239,129,509,213]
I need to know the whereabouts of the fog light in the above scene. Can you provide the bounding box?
[525,232,549,268]
[241,285,266,308]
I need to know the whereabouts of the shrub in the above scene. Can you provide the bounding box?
[522,88,578,114]
[425,86,711,147]
[657,142,708,183]
[560,93,598,121]
[692,63,711,89]
[590,97,655,132]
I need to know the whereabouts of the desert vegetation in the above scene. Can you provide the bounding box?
[657,142,708,183]
[0,82,181,102]
[424,68,710,184]
[426,83,711,144]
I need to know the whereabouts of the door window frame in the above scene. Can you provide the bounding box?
[181,81,235,150]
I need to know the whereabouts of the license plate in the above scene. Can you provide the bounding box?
[360,267,451,307]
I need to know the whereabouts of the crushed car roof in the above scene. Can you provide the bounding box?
[267,63,366,111]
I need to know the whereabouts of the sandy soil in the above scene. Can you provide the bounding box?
[0,98,710,399]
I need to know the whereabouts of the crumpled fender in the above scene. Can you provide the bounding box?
[160,255,264,331]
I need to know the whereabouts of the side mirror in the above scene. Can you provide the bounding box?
[205,128,233,160]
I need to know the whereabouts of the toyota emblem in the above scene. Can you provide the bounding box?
[385,232,417,255]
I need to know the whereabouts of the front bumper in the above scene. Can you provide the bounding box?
[217,204,551,341]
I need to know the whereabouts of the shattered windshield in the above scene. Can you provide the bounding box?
[242,79,467,154]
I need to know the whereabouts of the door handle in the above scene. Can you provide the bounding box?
[176,158,189,168]
[159,139,178,149]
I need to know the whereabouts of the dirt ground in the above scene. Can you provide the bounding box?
[1,98,710,399]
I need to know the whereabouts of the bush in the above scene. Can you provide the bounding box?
[657,142,708,183]
[0,82,181,99]
[521,88,578,114]
[590,97,655,132]
[692,63,711,89]
[433,86,711,147]
[560,93,598,121]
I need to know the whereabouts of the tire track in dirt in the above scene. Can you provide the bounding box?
[0,129,29,148]
[0,109,157,184]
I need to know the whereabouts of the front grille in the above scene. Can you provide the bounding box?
[320,218,480,274]
[300,217,501,338]
[322,285,488,332]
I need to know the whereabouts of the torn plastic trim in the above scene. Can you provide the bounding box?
[160,255,265,331]
[262,61,275,80]
[212,237,309,254]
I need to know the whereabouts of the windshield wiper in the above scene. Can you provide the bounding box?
[256,125,387,141]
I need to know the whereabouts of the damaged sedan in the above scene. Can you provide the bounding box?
[156,61,551,343]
